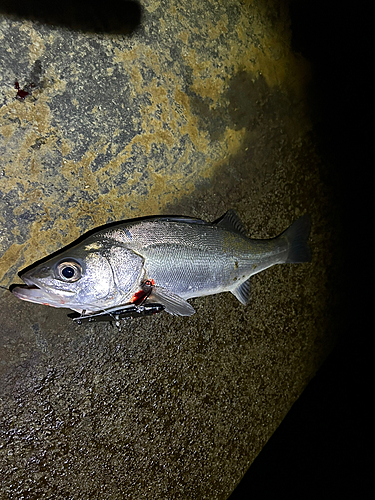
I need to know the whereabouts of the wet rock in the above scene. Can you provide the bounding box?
[0,1,337,498]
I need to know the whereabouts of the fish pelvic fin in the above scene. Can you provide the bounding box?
[231,277,251,305]
[283,214,312,263]
[150,286,195,316]
[214,210,247,235]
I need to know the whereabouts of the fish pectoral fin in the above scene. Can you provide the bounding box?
[149,286,195,316]
[231,277,251,305]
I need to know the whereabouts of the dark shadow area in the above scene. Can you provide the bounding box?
[229,0,370,498]
[0,0,142,34]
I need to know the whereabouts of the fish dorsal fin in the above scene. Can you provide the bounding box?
[150,286,195,316]
[215,210,247,235]
[231,277,251,305]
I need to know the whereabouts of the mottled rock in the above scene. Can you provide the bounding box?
[0,1,337,499]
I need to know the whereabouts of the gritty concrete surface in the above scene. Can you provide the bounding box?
[0,1,339,499]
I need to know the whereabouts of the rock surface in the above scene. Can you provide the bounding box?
[0,1,337,498]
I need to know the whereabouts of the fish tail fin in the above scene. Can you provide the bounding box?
[282,214,312,263]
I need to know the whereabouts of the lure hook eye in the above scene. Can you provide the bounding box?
[56,260,82,282]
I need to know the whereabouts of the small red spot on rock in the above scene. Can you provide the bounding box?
[15,81,30,100]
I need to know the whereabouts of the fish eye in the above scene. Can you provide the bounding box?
[56,260,82,282]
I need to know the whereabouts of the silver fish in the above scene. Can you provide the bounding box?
[12,211,311,317]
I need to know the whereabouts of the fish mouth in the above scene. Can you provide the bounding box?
[11,279,75,308]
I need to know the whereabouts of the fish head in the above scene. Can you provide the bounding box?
[12,238,144,314]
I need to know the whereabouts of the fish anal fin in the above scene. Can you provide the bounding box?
[150,286,195,316]
[215,210,247,235]
[231,277,251,305]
